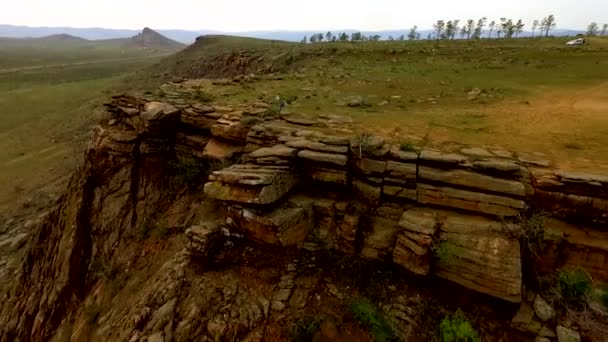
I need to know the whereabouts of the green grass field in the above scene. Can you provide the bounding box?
[169,36,608,172]
[0,39,171,216]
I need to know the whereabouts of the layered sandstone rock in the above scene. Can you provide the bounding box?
[204,165,298,204]
[383,147,418,202]
[393,208,439,275]
[225,199,313,246]
[417,148,529,217]
[531,169,608,224]
[434,212,523,302]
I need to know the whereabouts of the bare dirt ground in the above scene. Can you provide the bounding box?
[493,80,608,171]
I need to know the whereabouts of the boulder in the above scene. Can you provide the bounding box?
[202,139,243,160]
[226,202,313,246]
[361,205,401,260]
[393,234,431,275]
[186,223,219,256]
[435,211,522,302]
[556,326,580,342]
[210,114,250,143]
[533,295,554,322]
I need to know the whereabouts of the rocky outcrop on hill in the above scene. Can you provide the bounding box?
[2,81,607,341]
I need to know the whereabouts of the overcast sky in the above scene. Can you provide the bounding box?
[2,0,606,31]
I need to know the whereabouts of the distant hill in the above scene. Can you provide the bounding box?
[0,24,586,44]
[125,27,185,50]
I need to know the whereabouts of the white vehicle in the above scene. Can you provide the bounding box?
[566,38,585,46]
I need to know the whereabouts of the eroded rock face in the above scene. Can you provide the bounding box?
[3,88,608,341]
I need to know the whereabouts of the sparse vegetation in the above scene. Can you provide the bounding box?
[348,298,399,342]
[170,157,207,185]
[354,131,374,157]
[432,241,458,266]
[553,269,593,308]
[602,288,608,310]
[151,221,169,240]
[84,303,103,325]
[439,310,480,342]
[289,315,324,342]
[400,141,416,152]
[193,89,215,103]
[504,209,547,256]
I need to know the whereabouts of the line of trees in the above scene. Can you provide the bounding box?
[586,22,608,36]
[432,15,556,40]
[302,32,388,43]
[301,14,608,43]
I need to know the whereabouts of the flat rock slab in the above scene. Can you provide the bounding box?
[250,145,297,159]
[298,150,348,166]
[419,166,526,197]
[383,185,417,201]
[418,183,525,217]
[287,140,349,154]
[205,165,298,204]
[203,138,243,160]
[283,116,317,126]
[386,161,417,181]
[420,150,468,165]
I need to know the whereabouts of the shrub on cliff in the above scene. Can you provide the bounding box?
[439,310,480,342]
[348,298,399,342]
[289,315,324,342]
[553,269,593,308]
[602,288,608,310]
[170,157,207,185]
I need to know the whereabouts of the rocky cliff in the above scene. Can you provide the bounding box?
[1,80,607,342]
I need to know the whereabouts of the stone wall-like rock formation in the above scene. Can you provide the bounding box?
[2,82,607,341]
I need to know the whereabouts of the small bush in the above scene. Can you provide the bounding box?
[349,298,398,342]
[554,269,593,307]
[505,209,546,256]
[151,221,169,240]
[439,310,480,342]
[84,303,103,325]
[138,218,152,240]
[400,142,416,152]
[171,158,207,185]
[433,241,458,266]
[290,315,323,342]
[354,131,374,157]
[602,288,608,310]
[194,90,214,103]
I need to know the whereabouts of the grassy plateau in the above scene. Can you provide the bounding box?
[2,33,608,217]
[159,35,608,173]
